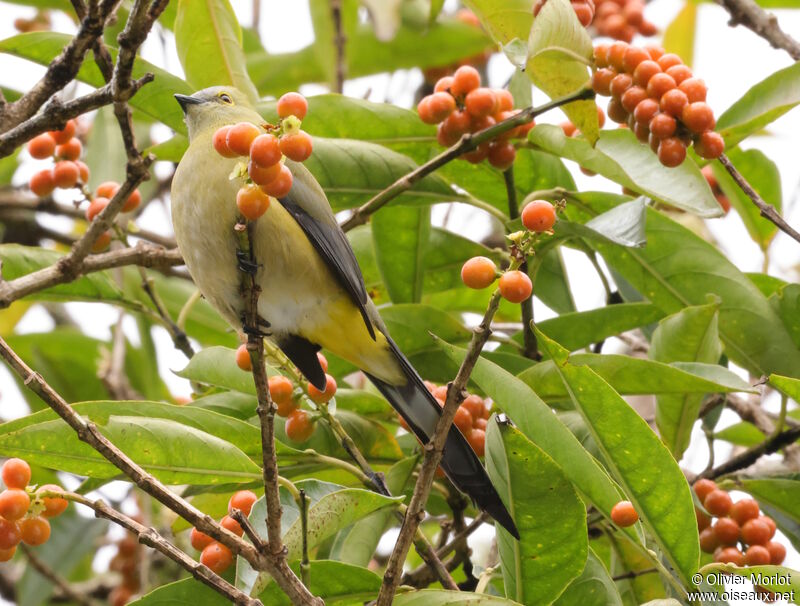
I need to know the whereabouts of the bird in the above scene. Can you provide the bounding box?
[171,86,518,539]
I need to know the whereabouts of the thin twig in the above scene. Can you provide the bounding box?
[20,544,101,606]
[718,154,800,245]
[229,508,268,552]
[612,567,658,581]
[330,0,346,93]
[299,489,310,587]
[99,311,140,399]
[340,88,596,232]
[715,0,800,60]
[697,425,800,480]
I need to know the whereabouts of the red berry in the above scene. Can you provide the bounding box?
[632,60,661,87]
[741,518,771,546]
[200,542,233,573]
[121,189,141,213]
[745,545,771,566]
[19,516,50,545]
[37,485,68,518]
[461,257,497,290]
[96,181,120,199]
[713,517,740,545]
[268,375,294,404]
[657,137,686,168]
[280,131,313,162]
[0,519,20,550]
[235,343,252,371]
[645,45,665,60]
[766,541,786,564]
[494,89,514,112]
[611,500,639,527]
[226,122,261,156]
[592,68,616,97]
[285,409,315,442]
[666,64,693,85]
[442,109,472,137]
[213,126,237,157]
[694,131,724,160]
[607,42,629,71]
[594,44,610,68]
[275,394,298,417]
[237,184,271,220]
[498,270,533,303]
[681,102,716,133]
[704,489,733,517]
[0,489,30,521]
[679,78,707,103]
[2,459,31,490]
[250,133,282,167]
[50,120,76,145]
[190,527,213,550]
[261,164,293,198]
[633,98,659,124]
[759,516,776,539]
[646,73,677,99]
[462,394,486,420]
[450,66,481,98]
[454,406,474,435]
[467,428,485,457]
[0,546,15,562]
[277,92,308,120]
[85,197,109,221]
[693,478,717,502]
[609,73,633,99]
[572,2,593,26]
[228,490,258,516]
[649,113,676,139]
[76,161,89,184]
[220,514,243,537]
[715,546,744,566]
[696,507,711,531]
[29,169,55,197]
[308,374,336,404]
[53,161,79,189]
[487,142,516,170]
[91,231,112,252]
[621,86,647,113]
[730,499,760,525]
[622,46,650,72]
[248,158,282,186]
[27,133,56,159]
[56,138,81,161]
[699,527,719,553]
[434,76,454,93]
[465,88,497,118]
[521,199,557,232]
[660,88,688,118]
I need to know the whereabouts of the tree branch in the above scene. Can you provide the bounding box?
[718,154,800,245]
[340,88,596,232]
[715,0,800,60]
[330,0,346,93]
[697,425,800,480]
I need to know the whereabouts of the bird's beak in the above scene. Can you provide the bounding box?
[174,94,203,113]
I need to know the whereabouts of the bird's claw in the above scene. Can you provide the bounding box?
[240,313,271,338]
[236,250,260,275]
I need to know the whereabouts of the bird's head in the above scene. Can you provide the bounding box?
[175,87,262,140]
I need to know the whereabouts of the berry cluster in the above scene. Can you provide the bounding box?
[0,458,68,562]
[27,121,89,198]
[108,531,142,605]
[611,500,639,527]
[421,10,490,86]
[694,479,786,567]
[212,93,312,221]
[593,0,656,41]
[460,200,557,303]
[534,0,595,27]
[401,383,491,457]
[235,345,330,443]
[702,166,731,214]
[592,43,724,167]
[190,490,258,574]
[417,66,534,170]
[84,180,142,252]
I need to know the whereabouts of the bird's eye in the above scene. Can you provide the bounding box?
[218,93,233,104]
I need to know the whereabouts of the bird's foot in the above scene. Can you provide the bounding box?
[240,313,271,338]
[236,250,260,275]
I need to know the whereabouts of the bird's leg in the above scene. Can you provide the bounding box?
[240,311,271,338]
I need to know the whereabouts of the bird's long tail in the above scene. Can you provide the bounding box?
[366,338,519,539]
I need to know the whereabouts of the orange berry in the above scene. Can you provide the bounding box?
[607,98,628,124]
[632,60,661,88]
[453,406,474,434]
[96,181,120,199]
[561,121,577,137]
[715,546,744,566]
[19,516,50,545]
[487,142,516,170]
[634,121,651,143]
[766,540,786,564]
[235,344,252,371]
[609,73,633,99]
[759,515,776,539]
[0,546,15,562]
[437,123,459,147]
[624,3,644,26]
[433,385,449,402]
[741,518,771,546]
[494,89,514,112]
[730,499,760,525]
[200,542,233,573]
[121,189,141,213]
[607,42,629,71]
[592,68,616,97]
[76,160,89,184]
[696,506,711,531]
[646,73,676,99]
[417,96,434,124]
[317,352,328,372]
[226,122,261,156]
[285,409,315,442]
[37,485,68,518]
[277,92,308,120]
[228,490,258,516]
[276,396,299,417]
[594,44,610,67]
[462,394,485,420]
[279,131,313,162]
[50,120,76,145]
[434,76,454,93]
[237,183,271,220]
[52,160,79,189]
[521,199,557,232]
[261,164,293,198]
[465,88,497,118]
[27,133,56,159]
[0,489,30,521]
[678,78,707,103]
[713,517,740,545]
[443,109,471,137]
[29,169,55,197]
[190,527,213,551]
[622,46,650,72]
[666,64,692,85]
[699,527,719,553]
[660,88,688,118]
[657,53,682,71]
[85,197,109,221]
[250,133,281,167]
[91,231,112,253]
[474,417,488,431]
[611,500,639,527]
[460,256,497,290]
[118,535,138,556]
[657,137,686,168]
[744,545,771,566]
[220,514,243,537]
[649,113,676,139]
[681,102,716,133]
[693,478,717,502]
[632,98,659,125]
[704,489,733,517]
[498,270,533,303]
[694,131,724,160]
[268,375,294,403]
[213,126,237,157]
[247,158,282,186]
[645,45,665,60]
[56,138,81,161]
[0,519,20,549]
[2,459,31,489]
[467,428,485,457]
[308,374,337,404]
[621,86,648,114]
[450,65,481,98]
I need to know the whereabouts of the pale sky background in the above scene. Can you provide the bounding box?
[0,0,799,603]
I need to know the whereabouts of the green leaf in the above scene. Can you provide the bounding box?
[536,302,664,351]
[393,590,524,605]
[0,416,262,484]
[381,303,470,355]
[554,547,623,606]
[527,0,597,142]
[188,391,258,419]
[662,2,696,67]
[714,422,765,447]
[257,560,382,605]
[487,420,588,604]
[650,300,722,459]
[711,148,781,249]
[770,373,800,403]
[535,247,576,313]
[176,346,260,394]
[698,563,800,599]
[0,148,19,185]
[735,478,800,529]
[463,0,532,48]
[537,330,700,586]
[529,126,721,216]
[716,62,800,148]
[0,32,192,133]
[129,578,228,605]
[174,0,258,101]
[518,354,753,404]
[592,208,800,378]
[373,205,431,303]
[436,338,627,528]
[771,284,800,350]
[0,244,124,303]
[553,197,647,247]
